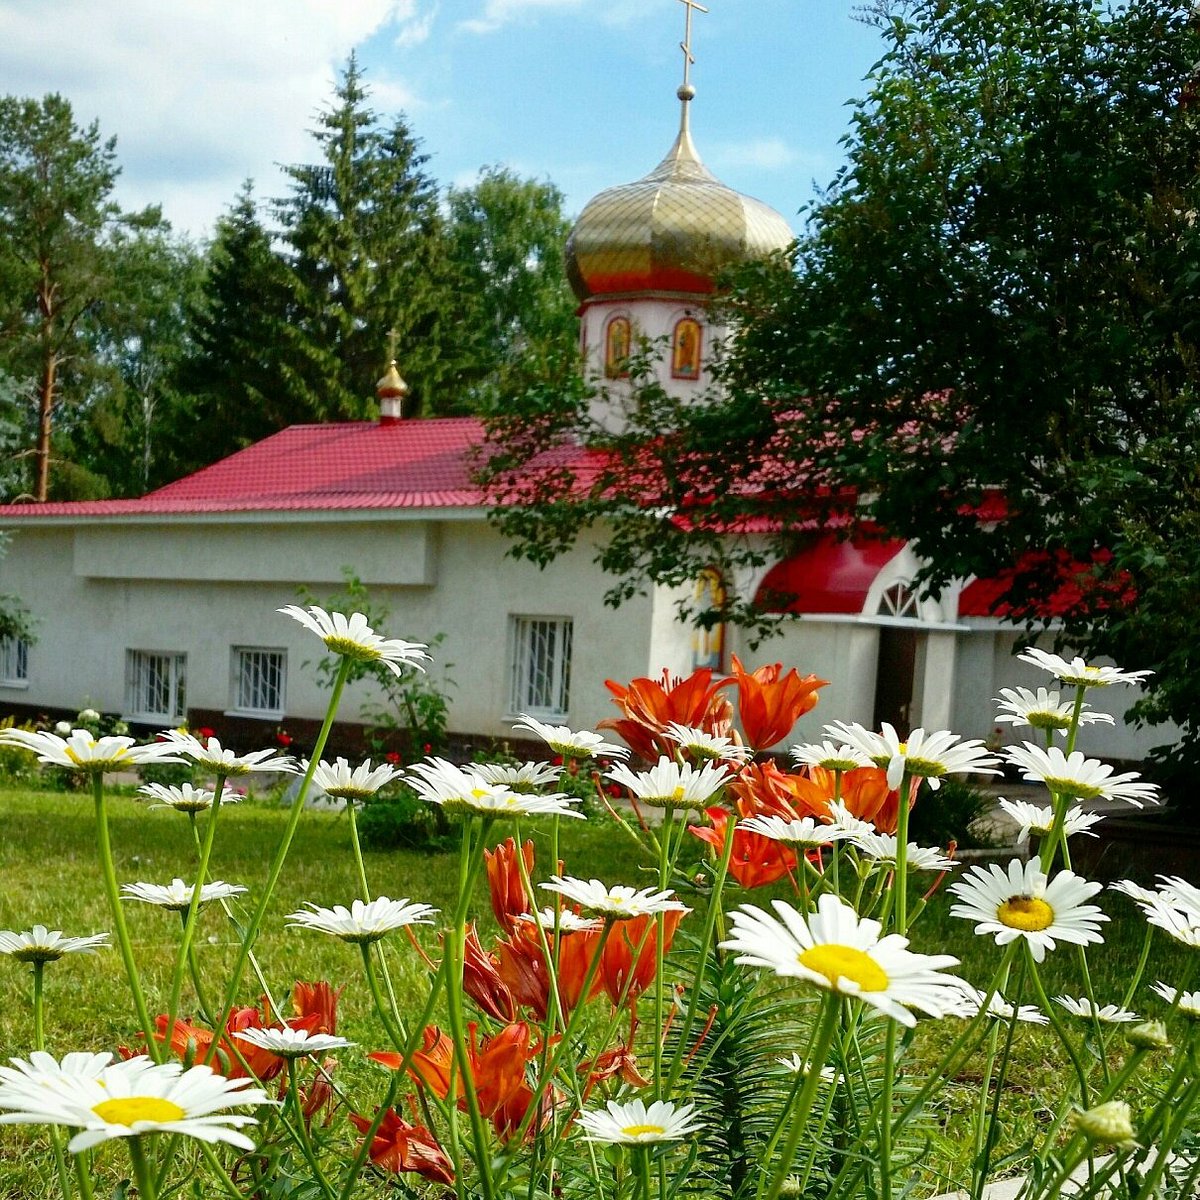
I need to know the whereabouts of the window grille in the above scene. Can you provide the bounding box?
[509,617,572,718]
[233,647,286,716]
[125,650,186,720]
[878,583,919,619]
[0,635,29,685]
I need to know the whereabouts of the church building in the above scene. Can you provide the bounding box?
[0,42,1164,761]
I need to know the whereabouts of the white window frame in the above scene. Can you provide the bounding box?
[0,635,29,688]
[508,616,573,720]
[125,650,187,722]
[230,647,287,718]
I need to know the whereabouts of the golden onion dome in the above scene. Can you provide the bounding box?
[565,100,794,302]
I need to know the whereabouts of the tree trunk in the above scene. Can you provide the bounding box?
[34,343,55,503]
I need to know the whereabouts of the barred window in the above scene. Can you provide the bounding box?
[0,635,29,686]
[126,651,186,721]
[509,616,572,719]
[233,647,286,716]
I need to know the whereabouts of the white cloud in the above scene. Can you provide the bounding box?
[0,0,431,237]
[395,2,439,46]
[709,137,828,174]
[459,0,649,35]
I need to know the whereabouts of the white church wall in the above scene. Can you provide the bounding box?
[0,516,653,742]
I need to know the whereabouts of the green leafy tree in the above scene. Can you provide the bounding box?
[274,55,451,419]
[485,0,1200,770]
[441,166,579,411]
[165,183,297,478]
[0,94,161,501]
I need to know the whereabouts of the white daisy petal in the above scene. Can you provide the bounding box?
[1053,995,1139,1023]
[302,757,403,800]
[823,722,1000,790]
[1151,982,1200,1019]
[278,605,429,676]
[947,858,1107,962]
[0,728,185,774]
[0,926,109,963]
[138,783,241,812]
[738,814,846,849]
[606,756,731,810]
[997,798,1104,845]
[1017,648,1152,689]
[576,1098,702,1144]
[994,686,1114,734]
[512,715,628,760]
[286,896,438,943]
[121,880,247,911]
[1002,744,1158,807]
[407,758,583,818]
[231,1027,354,1058]
[540,877,689,920]
[720,893,963,1026]
[662,723,752,764]
[158,731,297,778]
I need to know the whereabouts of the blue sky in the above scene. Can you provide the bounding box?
[0,1,888,240]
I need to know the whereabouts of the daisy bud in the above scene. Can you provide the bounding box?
[1126,1020,1170,1051]
[1070,1100,1138,1150]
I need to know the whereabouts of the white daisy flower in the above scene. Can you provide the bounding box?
[278,605,428,676]
[1070,1100,1138,1150]
[231,1027,354,1059]
[1002,744,1159,807]
[606,756,732,810]
[0,1052,275,1152]
[1151,982,1200,1018]
[1114,878,1200,947]
[825,800,876,840]
[471,761,563,791]
[997,798,1105,845]
[790,740,871,772]
[0,728,184,775]
[720,893,963,1026]
[302,757,403,801]
[407,758,582,818]
[576,1098,701,1145]
[158,731,296,778]
[286,896,438,943]
[776,1054,841,1083]
[1054,996,1139,1023]
[823,722,1001,791]
[138,783,241,812]
[53,721,72,736]
[846,831,958,871]
[540,877,689,920]
[950,985,1048,1025]
[1017,648,1152,689]
[1109,879,1160,905]
[0,926,109,964]
[737,814,846,849]
[517,908,605,933]
[512,715,628,760]
[121,879,248,911]
[662,723,752,763]
[994,686,1114,735]
[947,859,1107,962]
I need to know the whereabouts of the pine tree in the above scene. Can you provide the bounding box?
[274,55,450,417]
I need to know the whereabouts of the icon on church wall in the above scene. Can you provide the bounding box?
[604,315,632,378]
[671,316,702,380]
[691,568,726,670]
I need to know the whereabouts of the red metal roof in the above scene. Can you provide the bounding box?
[754,535,906,615]
[0,419,582,520]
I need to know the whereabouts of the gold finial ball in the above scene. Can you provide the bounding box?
[677,83,696,102]
[376,360,409,399]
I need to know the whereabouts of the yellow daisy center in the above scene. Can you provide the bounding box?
[622,1123,666,1137]
[671,785,687,802]
[93,1096,186,1126]
[897,742,908,754]
[324,635,378,660]
[799,943,889,992]
[997,895,1055,931]
[1042,776,1101,801]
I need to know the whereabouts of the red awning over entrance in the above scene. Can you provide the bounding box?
[755,536,906,615]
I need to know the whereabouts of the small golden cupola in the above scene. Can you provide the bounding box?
[564,1,793,410]
[376,349,409,427]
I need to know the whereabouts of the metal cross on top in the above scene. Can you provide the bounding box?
[677,0,708,90]
[386,327,400,363]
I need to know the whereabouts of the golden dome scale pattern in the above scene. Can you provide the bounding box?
[565,125,794,302]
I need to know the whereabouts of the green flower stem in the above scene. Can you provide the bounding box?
[511,819,565,1037]
[443,817,496,1200]
[359,941,407,1050]
[72,1153,94,1200]
[31,962,73,1200]
[665,805,736,1093]
[635,1145,652,1200]
[1131,1072,1200,1200]
[338,1073,401,1200]
[892,772,912,934]
[969,959,1014,1199]
[756,1066,809,1193]
[126,1136,158,1200]
[91,775,159,1060]
[186,941,218,1025]
[762,993,841,1200]
[1120,921,1155,1014]
[206,658,351,1065]
[653,805,678,1098]
[1023,942,1090,1102]
[165,770,228,1042]
[286,1058,336,1200]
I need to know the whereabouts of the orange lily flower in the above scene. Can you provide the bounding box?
[599,667,733,759]
[348,1108,455,1185]
[691,807,797,889]
[463,924,518,1022]
[292,981,343,1036]
[484,838,535,933]
[598,910,684,1005]
[494,922,603,1020]
[155,1003,298,1082]
[731,760,832,821]
[720,655,828,750]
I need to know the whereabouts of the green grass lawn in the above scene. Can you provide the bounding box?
[0,784,1189,1197]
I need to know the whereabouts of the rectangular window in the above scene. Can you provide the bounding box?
[125,651,186,721]
[509,616,572,718]
[233,647,286,717]
[0,635,29,686]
